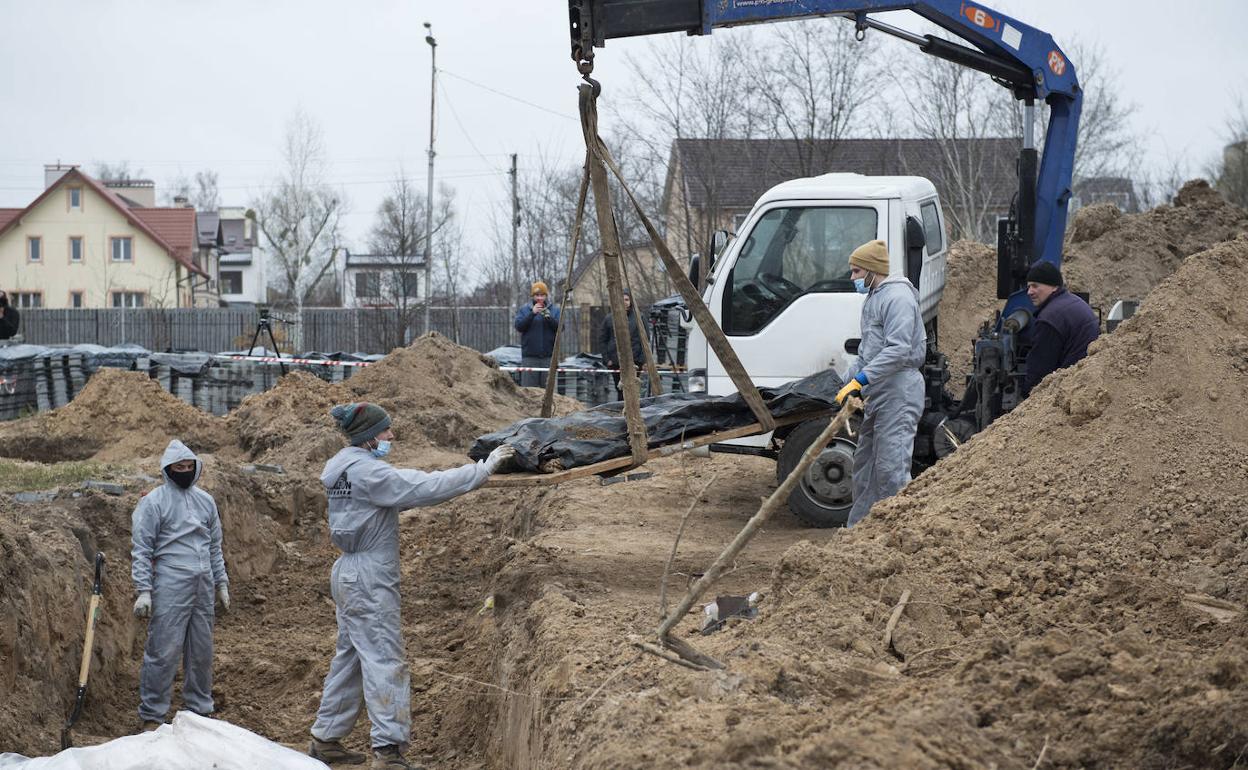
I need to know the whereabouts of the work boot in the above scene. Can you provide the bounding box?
[308,736,367,765]
[372,744,419,770]
[140,720,162,732]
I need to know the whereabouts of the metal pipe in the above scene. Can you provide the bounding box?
[423,23,437,336]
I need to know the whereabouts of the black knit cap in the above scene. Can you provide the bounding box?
[1026,260,1063,287]
[330,402,392,445]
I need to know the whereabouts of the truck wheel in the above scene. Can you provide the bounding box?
[776,417,857,528]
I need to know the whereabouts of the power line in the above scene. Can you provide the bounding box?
[441,69,579,122]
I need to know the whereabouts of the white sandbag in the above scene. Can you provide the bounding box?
[0,711,327,770]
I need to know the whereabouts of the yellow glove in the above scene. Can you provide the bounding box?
[835,379,863,405]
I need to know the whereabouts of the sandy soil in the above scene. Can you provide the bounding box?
[2,217,1246,768]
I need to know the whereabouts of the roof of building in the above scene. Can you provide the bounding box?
[196,211,220,247]
[666,137,1020,212]
[0,168,207,276]
[344,253,427,269]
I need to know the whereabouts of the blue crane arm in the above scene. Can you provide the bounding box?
[569,0,1083,317]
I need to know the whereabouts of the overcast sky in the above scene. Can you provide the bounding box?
[2,0,1244,287]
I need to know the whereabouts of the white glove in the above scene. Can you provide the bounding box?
[133,591,152,619]
[216,584,230,613]
[484,445,517,474]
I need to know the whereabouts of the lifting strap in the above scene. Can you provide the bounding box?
[579,82,775,433]
[540,154,590,418]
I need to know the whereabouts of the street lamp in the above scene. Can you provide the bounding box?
[422,21,437,335]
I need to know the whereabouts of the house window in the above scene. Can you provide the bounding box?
[13,292,42,309]
[355,271,381,299]
[69,187,82,210]
[111,237,133,262]
[111,291,144,308]
[220,270,243,295]
[71,291,84,308]
[398,271,419,298]
[70,237,83,262]
[28,237,41,262]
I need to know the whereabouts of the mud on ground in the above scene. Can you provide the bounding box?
[2,234,1247,767]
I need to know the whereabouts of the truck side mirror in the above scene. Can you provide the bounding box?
[904,216,926,286]
[688,253,702,292]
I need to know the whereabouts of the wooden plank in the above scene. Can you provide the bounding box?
[482,408,833,488]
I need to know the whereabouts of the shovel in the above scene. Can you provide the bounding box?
[61,552,105,750]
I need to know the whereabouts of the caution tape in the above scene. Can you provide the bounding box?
[214,355,374,368]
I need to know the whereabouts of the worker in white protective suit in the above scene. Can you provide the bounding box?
[836,239,927,528]
[131,439,229,731]
[308,402,516,770]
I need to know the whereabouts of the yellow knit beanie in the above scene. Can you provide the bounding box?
[848,240,890,275]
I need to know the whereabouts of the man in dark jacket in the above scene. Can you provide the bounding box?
[599,288,646,400]
[513,281,561,387]
[1022,260,1100,396]
[0,291,20,340]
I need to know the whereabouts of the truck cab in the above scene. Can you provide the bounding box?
[682,173,950,526]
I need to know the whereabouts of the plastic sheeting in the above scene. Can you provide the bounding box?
[0,711,329,770]
[469,368,844,472]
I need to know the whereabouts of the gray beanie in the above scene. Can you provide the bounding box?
[330,402,392,445]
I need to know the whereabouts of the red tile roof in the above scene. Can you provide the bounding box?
[0,169,207,276]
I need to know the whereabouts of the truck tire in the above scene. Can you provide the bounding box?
[776,417,858,528]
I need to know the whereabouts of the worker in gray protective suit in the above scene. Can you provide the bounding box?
[131,439,229,730]
[836,239,927,528]
[308,402,516,770]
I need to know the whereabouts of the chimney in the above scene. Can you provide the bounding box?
[44,162,78,189]
[173,195,192,208]
[103,178,157,207]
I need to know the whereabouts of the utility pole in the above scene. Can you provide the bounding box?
[422,21,437,335]
[509,153,520,312]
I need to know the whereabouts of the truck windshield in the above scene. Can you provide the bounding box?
[727,206,878,335]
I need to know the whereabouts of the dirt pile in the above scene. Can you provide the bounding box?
[938,239,1000,387]
[343,333,579,450]
[938,180,1248,387]
[495,236,1248,768]
[0,369,232,464]
[226,370,345,472]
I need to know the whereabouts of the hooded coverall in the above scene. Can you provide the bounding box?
[131,439,228,722]
[844,275,927,528]
[310,447,492,750]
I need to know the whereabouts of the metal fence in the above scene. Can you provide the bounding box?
[18,306,593,357]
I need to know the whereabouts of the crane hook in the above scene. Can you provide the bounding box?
[854,11,868,41]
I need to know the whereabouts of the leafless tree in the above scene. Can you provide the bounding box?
[887,40,1015,242]
[162,170,220,210]
[251,109,345,308]
[755,21,881,177]
[93,161,146,183]
[1214,97,1248,207]
[366,174,456,348]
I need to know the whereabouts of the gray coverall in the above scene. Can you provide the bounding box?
[131,440,228,722]
[311,448,492,750]
[844,275,927,528]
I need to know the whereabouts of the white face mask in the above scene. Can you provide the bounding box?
[370,440,391,459]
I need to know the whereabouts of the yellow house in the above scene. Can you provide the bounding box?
[0,166,206,309]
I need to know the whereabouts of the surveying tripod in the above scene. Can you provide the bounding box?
[247,310,287,375]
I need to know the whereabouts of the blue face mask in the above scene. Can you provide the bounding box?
[853,277,870,294]
[370,440,391,459]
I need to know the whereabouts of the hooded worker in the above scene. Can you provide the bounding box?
[836,239,927,528]
[130,439,229,731]
[308,403,515,770]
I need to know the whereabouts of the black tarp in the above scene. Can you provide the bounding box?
[469,368,843,472]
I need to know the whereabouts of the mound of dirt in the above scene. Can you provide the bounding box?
[938,180,1248,388]
[513,236,1248,768]
[344,333,580,450]
[1063,179,1248,308]
[227,370,346,472]
[0,369,231,464]
[938,239,1000,387]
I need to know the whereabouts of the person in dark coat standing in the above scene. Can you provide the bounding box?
[514,281,561,387]
[598,288,647,400]
[1022,260,1100,396]
[0,291,20,340]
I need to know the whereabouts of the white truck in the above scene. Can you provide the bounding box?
[681,173,957,527]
